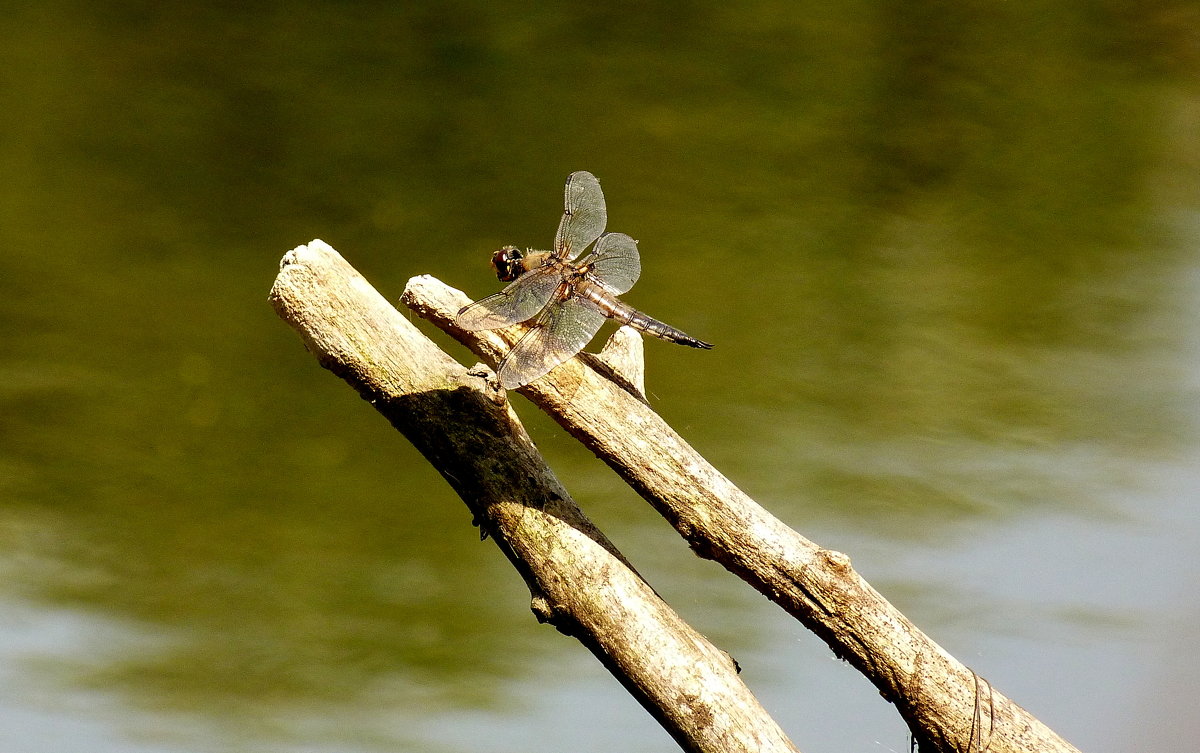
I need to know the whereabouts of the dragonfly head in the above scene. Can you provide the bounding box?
[490,245,525,282]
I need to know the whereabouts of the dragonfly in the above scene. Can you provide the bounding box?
[456,170,712,389]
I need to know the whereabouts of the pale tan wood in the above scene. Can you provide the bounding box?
[269,240,800,753]
[403,273,1082,753]
[597,324,648,399]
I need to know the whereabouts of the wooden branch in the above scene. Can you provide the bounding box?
[269,240,800,753]
[403,274,1083,753]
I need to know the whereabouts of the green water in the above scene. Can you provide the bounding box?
[2,2,1198,751]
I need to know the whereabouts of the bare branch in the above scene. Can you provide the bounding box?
[404,273,1082,753]
[270,240,800,753]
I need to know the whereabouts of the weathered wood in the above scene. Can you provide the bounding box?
[269,239,800,753]
[403,274,1082,753]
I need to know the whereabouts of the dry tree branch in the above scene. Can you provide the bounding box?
[402,273,1082,753]
[269,240,800,753]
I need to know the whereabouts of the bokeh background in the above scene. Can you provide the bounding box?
[3,2,1199,751]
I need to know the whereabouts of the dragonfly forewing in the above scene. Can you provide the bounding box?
[553,171,607,261]
[456,267,562,330]
[496,296,606,389]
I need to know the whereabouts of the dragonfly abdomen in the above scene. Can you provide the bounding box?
[578,282,713,349]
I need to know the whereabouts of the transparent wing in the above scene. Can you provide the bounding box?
[553,171,606,262]
[455,267,561,331]
[496,297,606,389]
[582,232,641,295]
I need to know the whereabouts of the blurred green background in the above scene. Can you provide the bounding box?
[2,1,1198,751]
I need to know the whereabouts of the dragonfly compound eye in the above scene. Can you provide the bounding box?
[490,245,525,282]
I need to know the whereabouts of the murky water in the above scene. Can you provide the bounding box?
[2,2,1198,751]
